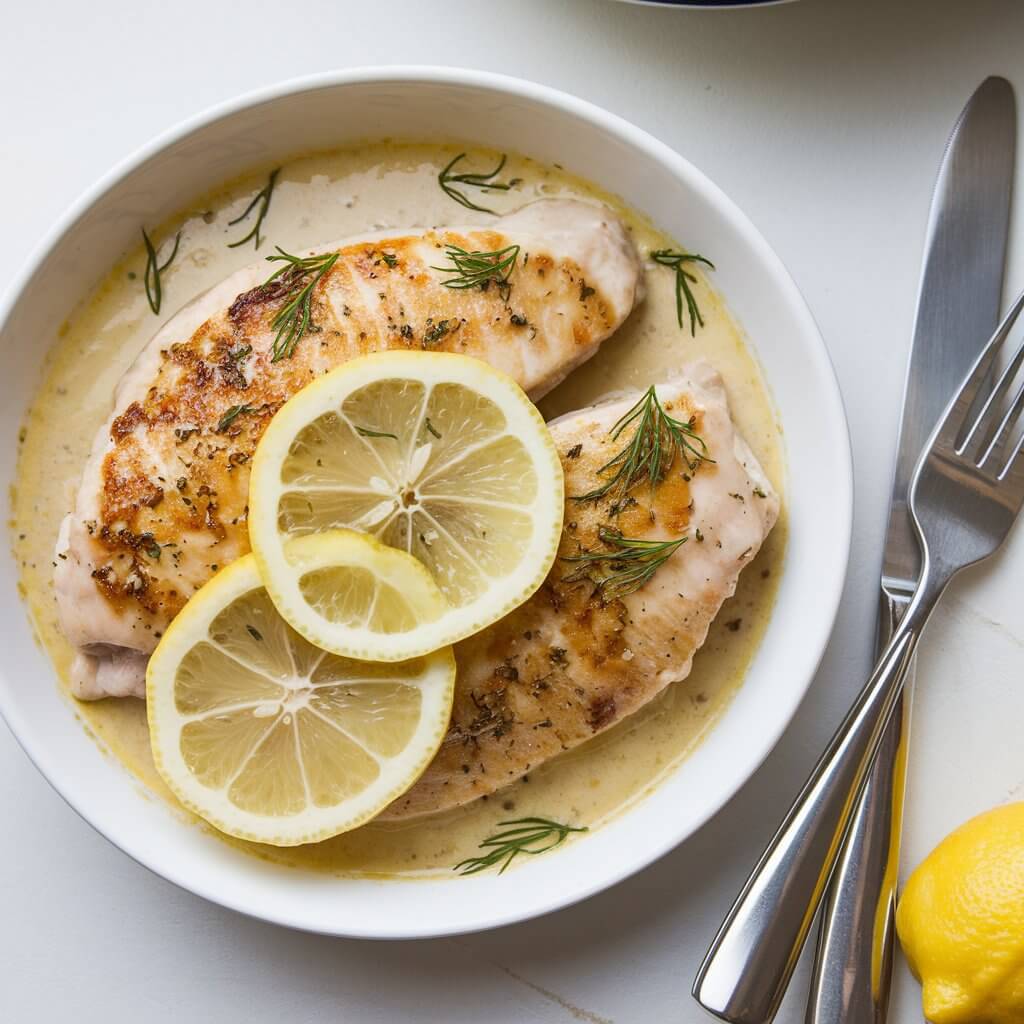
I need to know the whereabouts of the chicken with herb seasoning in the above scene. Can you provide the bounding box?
[382,361,778,819]
[54,198,643,699]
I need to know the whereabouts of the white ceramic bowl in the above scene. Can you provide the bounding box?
[0,67,851,938]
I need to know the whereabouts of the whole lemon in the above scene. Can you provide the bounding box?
[897,801,1024,1024]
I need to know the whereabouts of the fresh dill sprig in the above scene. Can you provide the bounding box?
[263,248,340,361]
[454,817,588,876]
[142,228,181,315]
[437,152,517,214]
[650,249,715,336]
[217,404,256,433]
[355,425,398,440]
[432,244,520,295]
[574,386,712,504]
[564,527,687,600]
[227,168,280,250]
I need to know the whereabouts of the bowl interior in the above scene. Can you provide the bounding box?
[0,69,850,937]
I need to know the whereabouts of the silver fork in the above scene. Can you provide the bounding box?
[693,288,1024,1024]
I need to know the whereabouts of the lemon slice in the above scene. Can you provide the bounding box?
[249,351,564,660]
[147,537,456,846]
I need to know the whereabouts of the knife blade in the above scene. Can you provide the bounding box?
[806,76,1016,1024]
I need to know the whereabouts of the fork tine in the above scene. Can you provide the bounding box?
[972,339,1024,466]
[948,288,1024,453]
[979,371,1024,469]
[998,414,1024,481]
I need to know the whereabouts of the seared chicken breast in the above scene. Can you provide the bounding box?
[383,361,778,819]
[55,199,643,699]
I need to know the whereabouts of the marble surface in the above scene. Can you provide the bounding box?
[3,1,1023,1021]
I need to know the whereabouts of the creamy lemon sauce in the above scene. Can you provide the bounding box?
[11,143,785,877]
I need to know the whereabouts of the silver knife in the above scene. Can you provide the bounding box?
[805,76,1016,1024]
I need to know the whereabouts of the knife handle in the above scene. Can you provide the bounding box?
[805,591,914,1024]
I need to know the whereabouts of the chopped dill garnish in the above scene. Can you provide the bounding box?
[454,817,587,875]
[651,249,715,335]
[422,318,454,347]
[425,418,442,439]
[432,244,520,294]
[142,227,181,315]
[437,152,517,214]
[262,248,340,361]
[246,625,263,642]
[141,534,161,561]
[563,527,687,600]
[380,251,399,268]
[574,386,712,504]
[355,425,398,440]
[227,168,280,250]
[217,404,256,433]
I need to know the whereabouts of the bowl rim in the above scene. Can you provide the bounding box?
[0,64,853,937]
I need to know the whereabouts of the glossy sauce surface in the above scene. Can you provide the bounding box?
[11,143,786,877]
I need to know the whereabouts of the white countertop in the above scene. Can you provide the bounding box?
[4,1,1024,1021]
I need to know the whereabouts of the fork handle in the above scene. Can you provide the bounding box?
[805,591,913,1024]
[692,567,948,1024]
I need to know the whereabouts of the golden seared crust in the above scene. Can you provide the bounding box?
[382,370,778,820]
[85,228,621,632]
